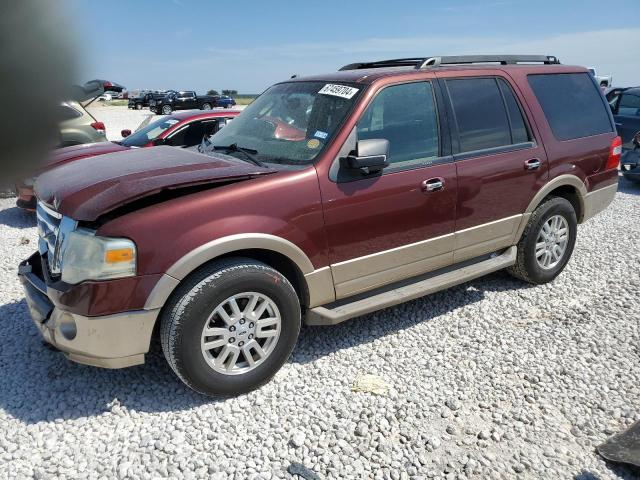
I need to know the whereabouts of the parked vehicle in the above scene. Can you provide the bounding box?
[15,110,239,210]
[55,100,107,147]
[153,91,219,115]
[19,55,619,396]
[606,87,640,149]
[216,95,237,109]
[620,133,640,182]
[129,91,175,110]
[589,67,613,88]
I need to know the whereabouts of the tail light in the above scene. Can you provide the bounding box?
[91,121,106,135]
[606,136,622,170]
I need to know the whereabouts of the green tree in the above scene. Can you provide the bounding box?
[206,89,219,96]
[222,89,238,96]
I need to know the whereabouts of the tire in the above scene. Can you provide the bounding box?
[507,196,577,284]
[135,103,142,110]
[160,258,301,396]
[202,103,212,110]
[161,105,172,115]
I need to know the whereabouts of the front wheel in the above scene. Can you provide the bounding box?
[160,258,301,396]
[161,105,172,115]
[507,196,577,284]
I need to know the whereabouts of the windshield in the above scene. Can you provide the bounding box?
[206,81,362,166]
[120,117,180,147]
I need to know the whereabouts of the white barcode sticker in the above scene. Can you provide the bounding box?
[318,84,359,99]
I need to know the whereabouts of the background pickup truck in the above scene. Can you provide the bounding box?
[589,67,613,87]
[129,91,175,110]
[154,91,219,115]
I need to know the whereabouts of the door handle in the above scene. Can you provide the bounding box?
[421,177,444,192]
[524,158,541,170]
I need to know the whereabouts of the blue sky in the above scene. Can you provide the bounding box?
[68,0,639,93]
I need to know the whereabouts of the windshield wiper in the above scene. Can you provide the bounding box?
[213,144,265,167]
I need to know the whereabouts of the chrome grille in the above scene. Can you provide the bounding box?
[36,202,76,276]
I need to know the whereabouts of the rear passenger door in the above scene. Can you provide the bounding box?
[438,75,548,262]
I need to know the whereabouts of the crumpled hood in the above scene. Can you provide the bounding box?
[35,146,276,221]
[43,142,130,170]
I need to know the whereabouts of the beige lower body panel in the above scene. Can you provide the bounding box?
[453,214,522,263]
[583,183,617,222]
[331,233,454,299]
[36,308,159,368]
[329,215,522,300]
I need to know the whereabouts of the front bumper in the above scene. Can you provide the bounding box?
[18,253,159,368]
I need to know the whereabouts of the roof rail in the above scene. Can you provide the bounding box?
[339,58,427,71]
[339,55,560,71]
[416,55,560,68]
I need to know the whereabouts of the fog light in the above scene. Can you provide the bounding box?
[58,314,77,340]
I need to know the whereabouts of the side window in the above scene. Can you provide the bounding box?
[167,122,206,147]
[527,73,613,140]
[618,94,640,116]
[356,82,439,169]
[446,78,512,153]
[497,79,530,144]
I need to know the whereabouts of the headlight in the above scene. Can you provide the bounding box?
[60,228,136,284]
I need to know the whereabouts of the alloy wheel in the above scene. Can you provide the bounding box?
[535,214,569,270]
[200,292,281,375]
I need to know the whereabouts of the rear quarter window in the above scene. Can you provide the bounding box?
[527,72,612,141]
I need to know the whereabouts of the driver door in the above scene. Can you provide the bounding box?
[318,80,457,299]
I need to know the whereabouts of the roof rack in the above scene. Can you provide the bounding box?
[339,55,560,71]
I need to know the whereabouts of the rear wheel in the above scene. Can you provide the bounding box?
[162,105,172,115]
[135,103,142,110]
[507,197,577,284]
[202,103,212,110]
[160,258,301,396]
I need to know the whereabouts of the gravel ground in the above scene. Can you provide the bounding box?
[0,176,638,480]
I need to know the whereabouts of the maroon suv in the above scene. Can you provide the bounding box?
[19,55,620,396]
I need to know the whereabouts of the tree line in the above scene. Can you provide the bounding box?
[206,89,238,96]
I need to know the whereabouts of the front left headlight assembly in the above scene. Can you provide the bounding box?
[60,228,137,284]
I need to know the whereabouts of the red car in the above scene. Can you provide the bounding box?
[16,109,239,210]
[20,55,619,396]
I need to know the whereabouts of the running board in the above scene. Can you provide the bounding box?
[305,246,517,326]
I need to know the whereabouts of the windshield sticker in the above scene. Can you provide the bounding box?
[314,130,328,139]
[307,139,321,149]
[318,84,359,99]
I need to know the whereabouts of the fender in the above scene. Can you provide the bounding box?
[513,174,588,243]
[144,233,335,311]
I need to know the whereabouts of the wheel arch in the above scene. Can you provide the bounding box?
[144,234,334,313]
[525,174,587,223]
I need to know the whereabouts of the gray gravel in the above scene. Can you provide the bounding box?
[0,176,639,479]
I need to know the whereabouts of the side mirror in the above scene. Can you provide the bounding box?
[151,138,165,146]
[342,138,390,173]
[121,129,131,138]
